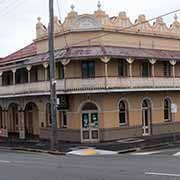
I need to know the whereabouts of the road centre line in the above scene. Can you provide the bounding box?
[145,172,180,177]
[131,151,161,155]
[0,160,11,163]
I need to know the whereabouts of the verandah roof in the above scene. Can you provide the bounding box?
[1,45,180,66]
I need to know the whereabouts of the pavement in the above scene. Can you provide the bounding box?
[0,133,180,155]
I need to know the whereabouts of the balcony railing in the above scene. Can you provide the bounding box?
[0,77,180,96]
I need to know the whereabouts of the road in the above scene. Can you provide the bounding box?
[0,147,179,180]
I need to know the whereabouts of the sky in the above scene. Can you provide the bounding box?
[0,0,180,57]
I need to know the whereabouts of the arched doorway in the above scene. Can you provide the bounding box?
[8,103,19,137]
[142,99,152,136]
[24,102,39,138]
[81,102,99,142]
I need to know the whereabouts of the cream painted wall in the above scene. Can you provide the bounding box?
[36,31,180,54]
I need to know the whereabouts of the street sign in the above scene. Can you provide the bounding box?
[57,95,69,110]
[171,103,177,113]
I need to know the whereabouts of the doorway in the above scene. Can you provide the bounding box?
[81,102,99,142]
[142,99,152,136]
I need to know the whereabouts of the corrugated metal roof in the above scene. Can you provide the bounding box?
[0,43,36,63]
[1,45,180,66]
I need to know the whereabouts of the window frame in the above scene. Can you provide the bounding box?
[46,103,52,126]
[118,60,128,77]
[141,61,151,77]
[164,98,172,122]
[163,61,171,77]
[60,111,67,128]
[119,100,129,126]
[81,61,95,79]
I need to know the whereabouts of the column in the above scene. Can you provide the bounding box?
[149,59,156,77]
[12,69,16,85]
[61,59,71,90]
[1,109,5,137]
[43,63,49,81]
[169,60,176,87]
[4,110,8,137]
[18,108,25,139]
[0,72,3,86]
[100,56,111,89]
[149,59,157,87]
[126,58,134,88]
[26,65,32,83]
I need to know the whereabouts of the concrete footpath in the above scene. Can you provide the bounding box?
[0,133,180,155]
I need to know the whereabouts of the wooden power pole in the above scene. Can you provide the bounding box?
[48,0,58,151]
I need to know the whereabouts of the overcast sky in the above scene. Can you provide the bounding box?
[0,0,180,57]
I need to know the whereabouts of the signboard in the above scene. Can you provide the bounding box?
[171,103,177,113]
[57,95,69,110]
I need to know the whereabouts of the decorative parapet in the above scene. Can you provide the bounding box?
[134,15,152,32]
[170,14,180,34]
[112,12,132,30]
[35,3,180,39]
[36,17,47,38]
[152,17,169,33]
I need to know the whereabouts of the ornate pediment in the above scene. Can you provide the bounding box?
[71,15,101,31]
[35,3,180,39]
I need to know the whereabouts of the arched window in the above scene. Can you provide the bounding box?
[82,102,98,111]
[46,103,52,126]
[119,100,128,126]
[164,98,171,121]
[142,100,149,108]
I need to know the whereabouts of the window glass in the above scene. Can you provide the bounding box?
[119,101,128,125]
[60,64,64,79]
[163,62,170,77]
[46,103,52,126]
[118,60,127,77]
[81,61,95,78]
[141,62,150,77]
[164,98,171,121]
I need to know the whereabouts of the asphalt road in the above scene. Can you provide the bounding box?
[0,147,180,180]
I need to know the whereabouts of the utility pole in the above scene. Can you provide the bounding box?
[48,0,58,151]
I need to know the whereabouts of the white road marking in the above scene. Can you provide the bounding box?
[67,148,118,156]
[131,151,161,155]
[0,160,11,163]
[173,152,180,156]
[145,172,180,177]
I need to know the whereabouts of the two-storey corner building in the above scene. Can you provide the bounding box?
[1,4,180,143]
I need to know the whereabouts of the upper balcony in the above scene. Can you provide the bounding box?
[1,53,180,97]
[0,76,180,97]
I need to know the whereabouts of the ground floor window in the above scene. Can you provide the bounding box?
[164,98,172,121]
[46,103,52,126]
[60,111,67,128]
[119,100,128,126]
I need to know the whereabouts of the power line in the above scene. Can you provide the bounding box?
[0,0,11,4]
[56,0,69,48]
[67,8,180,47]
[0,0,26,17]
[0,0,17,9]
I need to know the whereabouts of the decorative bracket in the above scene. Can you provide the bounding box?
[149,59,157,65]
[126,58,134,64]
[100,56,111,63]
[169,59,176,66]
[61,59,71,66]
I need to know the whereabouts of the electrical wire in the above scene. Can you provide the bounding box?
[56,0,69,48]
[0,0,26,17]
[66,8,180,47]
[0,0,17,11]
[0,0,11,4]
